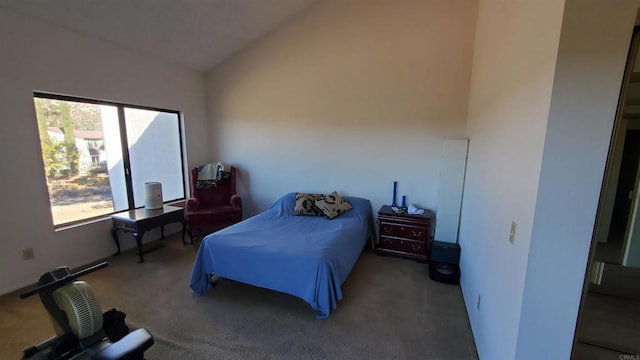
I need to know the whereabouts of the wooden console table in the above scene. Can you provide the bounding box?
[111,205,186,263]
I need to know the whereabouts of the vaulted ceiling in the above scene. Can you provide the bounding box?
[0,0,317,71]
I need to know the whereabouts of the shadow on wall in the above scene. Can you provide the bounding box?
[105,111,184,211]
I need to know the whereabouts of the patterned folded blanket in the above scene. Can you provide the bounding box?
[196,162,224,189]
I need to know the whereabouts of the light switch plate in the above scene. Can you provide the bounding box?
[509,221,517,245]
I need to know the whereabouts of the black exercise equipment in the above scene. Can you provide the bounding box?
[19,262,154,360]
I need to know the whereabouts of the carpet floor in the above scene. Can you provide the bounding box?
[0,233,477,359]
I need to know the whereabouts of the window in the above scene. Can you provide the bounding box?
[33,92,185,226]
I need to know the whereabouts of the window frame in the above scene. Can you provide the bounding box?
[34,91,187,228]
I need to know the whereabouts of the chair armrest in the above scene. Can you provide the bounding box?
[185,198,200,213]
[230,194,242,209]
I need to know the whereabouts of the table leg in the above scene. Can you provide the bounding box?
[134,232,145,263]
[160,225,165,239]
[111,228,121,256]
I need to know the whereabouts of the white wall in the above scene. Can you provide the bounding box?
[0,8,209,295]
[462,0,640,358]
[459,1,565,359]
[206,0,478,219]
[516,1,640,359]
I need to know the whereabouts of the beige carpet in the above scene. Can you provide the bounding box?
[0,233,477,359]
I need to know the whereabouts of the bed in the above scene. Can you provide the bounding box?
[189,192,373,318]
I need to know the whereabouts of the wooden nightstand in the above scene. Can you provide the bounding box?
[376,205,433,261]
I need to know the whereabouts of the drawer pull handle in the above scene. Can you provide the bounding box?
[411,244,421,251]
[412,230,423,237]
[383,239,392,245]
[383,226,392,234]
[400,227,405,231]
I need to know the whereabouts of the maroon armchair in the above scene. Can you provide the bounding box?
[185,166,242,243]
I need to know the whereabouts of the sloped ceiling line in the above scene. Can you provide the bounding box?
[0,0,317,71]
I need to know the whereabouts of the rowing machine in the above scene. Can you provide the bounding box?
[19,262,154,360]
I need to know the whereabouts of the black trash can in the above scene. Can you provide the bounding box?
[429,241,461,284]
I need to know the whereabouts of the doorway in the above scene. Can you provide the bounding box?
[572,27,640,358]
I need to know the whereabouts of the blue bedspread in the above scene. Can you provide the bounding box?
[189,192,373,318]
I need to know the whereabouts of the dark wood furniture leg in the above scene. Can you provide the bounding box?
[134,231,145,263]
[188,231,198,246]
[111,228,121,256]
[181,221,188,245]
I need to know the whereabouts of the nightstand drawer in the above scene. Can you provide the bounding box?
[379,236,426,255]
[379,222,428,241]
